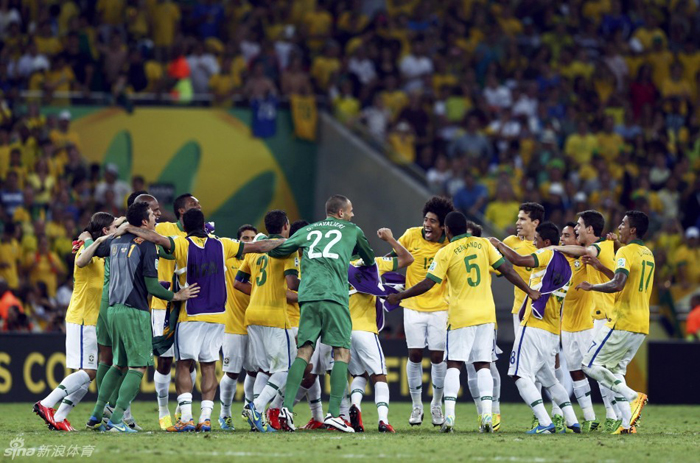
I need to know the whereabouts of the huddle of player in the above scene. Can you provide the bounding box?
[31,192,653,436]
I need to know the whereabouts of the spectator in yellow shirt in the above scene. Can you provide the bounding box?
[380,75,409,121]
[485,185,520,233]
[564,120,599,165]
[675,227,700,289]
[33,21,63,57]
[23,235,66,298]
[209,56,237,107]
[661,62,693,101]
[648,36,674,89]
[303,4,334,53]
[333,80,360,124]
[596,116,623,162]
[153,0,181,61]
[311,42,341,92]
[26,158,55,207]
[388,121,416,164]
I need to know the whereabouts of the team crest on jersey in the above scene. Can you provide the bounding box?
[617,258,626,267]
[574,260,581,268]
[133,237,144,244]
[382,257,392,262]
[428,260,437,271]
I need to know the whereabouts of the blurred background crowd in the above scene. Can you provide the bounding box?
[0,0,698,336]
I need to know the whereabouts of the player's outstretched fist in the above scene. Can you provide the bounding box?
[377,228,394,241]
[576,281,593,291]
[488,237,501,247]
[528,289,541,301]
[174,283,200,301]
[386,293,401,306]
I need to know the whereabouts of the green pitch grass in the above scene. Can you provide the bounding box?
[3,401,698,462]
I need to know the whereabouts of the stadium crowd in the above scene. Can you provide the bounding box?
[0,0,698,332]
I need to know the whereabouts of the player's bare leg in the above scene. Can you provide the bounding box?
[195,361,217,432]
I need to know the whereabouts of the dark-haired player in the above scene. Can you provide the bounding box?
[218,224,257,431]
[490,222,580,434]
[152,193,201,429]
[577,211,653,434]
[33,212,117,431]
[397,196,454,427]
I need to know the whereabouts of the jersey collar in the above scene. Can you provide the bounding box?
[421,228,447,243]
[594,236,606,243]
[629,239,644,245]
[450,233,472,242]
[176,221,185,232]
[268,234,284,239]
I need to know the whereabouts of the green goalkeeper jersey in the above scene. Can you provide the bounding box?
[269,217,375,307]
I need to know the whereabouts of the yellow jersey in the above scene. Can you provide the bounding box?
[606,241,654,335]
[152,221,187,310]
[171,235,244,324]
[290,94,318,141]
[589,238,615,320]
[521,249,569,335]
[65,242,105,326]
[0,239,20,289]
[287,258,302,328]
[349,257,398,334]
[503,235,537,314]
[240,237,300,329]
[427,234,504,330]
[224,255,249,335]
[397,227,449,312]
[562,256,593,332]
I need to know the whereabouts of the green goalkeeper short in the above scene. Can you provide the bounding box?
[297,300,352,349]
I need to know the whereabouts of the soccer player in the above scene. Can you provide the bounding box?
[549,210,621,431]
[272,195,375,432]
[33,212,116,431]
[238,210,300,432]
[502,203,544,336]
[87,202,199,432]
[348,227,414,433]
[559,222,599,432]
[396,196,454,427]
[490,222,581,434]
[165,210,286,432]
[464,221,503,431]
[577,211,653,434]
[218,224,257,431]
[389,212,536,433]
[152,193,201,430]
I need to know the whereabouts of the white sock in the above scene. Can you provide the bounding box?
[244,374,255,403]
[599,384,617,419]
[556,365,572,397]
[491,363,501,414]
[430,362,446,407]
[444,367,460,418]
[375,381,390,423]
[253,372,270,402]
[466,363,482,414]
[477,367,493,417]
[177,393,193,422]
[41,370,91,408]
[547,382,578,426]
[154,371,171,419]
[584,364,638,402]
[613,374,633,428]
[190,367,197,393]
[270,387,285,409]
[54,382,89,422]
[199,399,213,423]
[254,372,286,410]
[350,376,367,409]
[123,405,132,421]
[219,375,236,417]
[406,360,423,409]
[515,377,552,426]
[307,378,324,421]
[294,386,308,405]
[339,383,351,419]
[572,378,595,421]
[551,401,562,417]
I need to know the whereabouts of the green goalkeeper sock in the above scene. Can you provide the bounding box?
[91,367,123,419]
[96,362,110,392]
[110,370,144,425]
[328,360,349,418]
[282,357,308,410]
[108,371,126,408]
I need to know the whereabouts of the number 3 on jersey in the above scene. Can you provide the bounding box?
[307,230,342,259]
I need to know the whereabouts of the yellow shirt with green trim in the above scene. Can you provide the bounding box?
[397,227,449,312]
[502,235,537,314]
[349,256,398,334]
[172,235,244,324]
[562,255,593,332]
[606,241,654,335]
[521,248,569,335]
[287,258,302,328]
[240,236,300,329]
[224,255,249,335]
[588,238,615,320]
[427,234,503,330]
[65,242,105,326]
[151,221,187,310]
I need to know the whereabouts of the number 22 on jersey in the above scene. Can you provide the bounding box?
[307,230,342,259]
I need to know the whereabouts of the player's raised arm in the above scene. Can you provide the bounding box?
[245,237,286,254]
[268,233,301,258]
[386,278,436,306]
[545,244,596,258]
[115,220,174,250]
[576,272,627,293]
[377,227,414,269]
[75,234,113,268]
[489,237,537,268]
[497,260,541,301]
[354,227,375,266]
